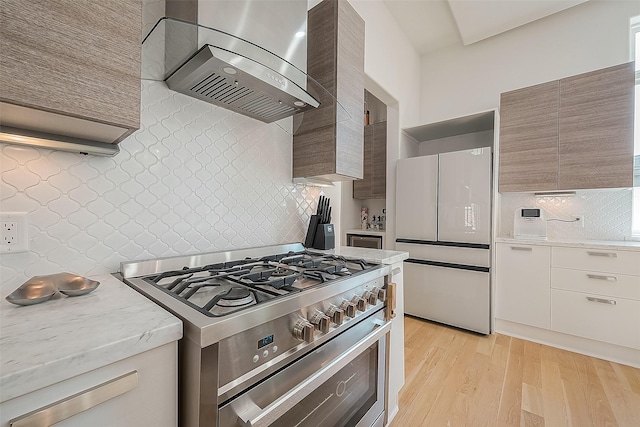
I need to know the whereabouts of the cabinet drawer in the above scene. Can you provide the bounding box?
[551,247,639,276]
[551,268,640,301]
[551,289,640,349]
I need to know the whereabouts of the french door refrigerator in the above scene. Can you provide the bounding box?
[395,148,492,334]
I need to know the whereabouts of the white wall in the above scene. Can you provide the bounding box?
[420,0,640,124]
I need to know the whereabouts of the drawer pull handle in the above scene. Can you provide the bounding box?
[510,246,533,251]
[586,296,616,305]
[9,371,138,427]
[586,251,617,258]
[586,274,617,282]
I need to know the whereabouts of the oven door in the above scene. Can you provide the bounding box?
[219,309,390,427]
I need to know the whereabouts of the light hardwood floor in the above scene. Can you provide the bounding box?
[390,316,640,427]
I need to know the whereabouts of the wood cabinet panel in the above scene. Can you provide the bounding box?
[293,0,364,181]
[372,121,387,197]
[498,81,559,192]
[354,121,386,199]
[558,62,634,190]
[498,63,634,193]
[0,0,141,135]
[353,125,374,198]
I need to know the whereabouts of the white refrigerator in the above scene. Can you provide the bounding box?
[395,148,492,334]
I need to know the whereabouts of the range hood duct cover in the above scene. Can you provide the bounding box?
[165,44,319,123]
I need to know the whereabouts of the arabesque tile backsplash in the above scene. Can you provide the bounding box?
[0,81,321,290]
[499,189,633,241]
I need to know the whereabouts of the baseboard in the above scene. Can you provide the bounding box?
[385,403,399,426]
[495,318,640,368]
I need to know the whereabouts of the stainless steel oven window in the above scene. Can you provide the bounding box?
[219,310,390,427]
[272,342,380,426]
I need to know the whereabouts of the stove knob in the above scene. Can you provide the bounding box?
[351,295,367,312]
[293,320,315,342]
[377,288,387,302]
[325,305,345,325]
[340,300,357,318]
[363,290,377,306]
[310,312,330,334]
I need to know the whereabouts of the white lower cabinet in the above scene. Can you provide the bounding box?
[550,247,640,350]
[0,342,177,427]
[551,288,640,349]
[495,243,551,329]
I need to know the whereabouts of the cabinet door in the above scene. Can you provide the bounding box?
[0,0,141,132]
[395,156,438,241]
[353,125,374,199]
[354,121,387,200]
[558,62,634,190]
[495,243,551,329]
[371,121,387,198]
[438,148,491,244]
[498,81,559,192]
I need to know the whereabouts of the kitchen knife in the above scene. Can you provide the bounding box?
[316,196,324,215]
[323,197,328,221]
[318,197,325,224]
[327,206,332,224]
[322,198,330,223]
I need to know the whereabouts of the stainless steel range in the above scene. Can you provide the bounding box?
[119,243,396,427]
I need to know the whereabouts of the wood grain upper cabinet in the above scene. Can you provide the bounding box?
[293,0,365,182]
[498,62,634,192]
[558,62,634,190]
[498,82,559,193]
[354,121,387,199]
[0,0,142,145]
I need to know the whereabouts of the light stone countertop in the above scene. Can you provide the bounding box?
[0,274,182,403]
[495,237,640,251]
[315,246,408,265]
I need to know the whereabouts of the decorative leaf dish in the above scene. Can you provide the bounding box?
[5,273,100,306]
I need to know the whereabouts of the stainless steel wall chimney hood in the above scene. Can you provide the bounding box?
[165,43,319,123]
[143,2,329,124]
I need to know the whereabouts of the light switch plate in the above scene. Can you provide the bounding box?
[0,212,29,253]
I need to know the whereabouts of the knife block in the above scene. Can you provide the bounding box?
[312,224,335,250]
[304,215,321,248]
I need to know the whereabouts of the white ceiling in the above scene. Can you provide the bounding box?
[382,0,588,55]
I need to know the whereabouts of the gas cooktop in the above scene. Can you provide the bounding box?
[130,248,379,318]
[120,243,390,347]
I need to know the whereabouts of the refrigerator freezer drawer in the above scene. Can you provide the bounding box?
[404,261,490,334]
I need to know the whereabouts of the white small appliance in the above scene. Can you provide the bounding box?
[514,207,547,240]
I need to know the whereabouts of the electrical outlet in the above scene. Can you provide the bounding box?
[0,212,29,253]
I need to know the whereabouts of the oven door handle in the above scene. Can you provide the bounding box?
[237,319,392,427]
